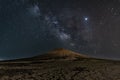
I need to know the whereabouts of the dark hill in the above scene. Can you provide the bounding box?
[31,48,89,60]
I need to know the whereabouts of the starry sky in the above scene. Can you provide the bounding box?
[0,0,120,60]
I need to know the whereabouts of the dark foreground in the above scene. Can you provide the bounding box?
[0,58,120,80]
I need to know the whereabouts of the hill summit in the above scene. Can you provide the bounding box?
[33,48,89,60]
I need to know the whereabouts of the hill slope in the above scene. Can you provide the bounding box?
[32,48,89,60]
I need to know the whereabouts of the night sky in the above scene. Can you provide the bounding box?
[0,0,120,60]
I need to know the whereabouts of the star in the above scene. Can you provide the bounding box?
[84,17,88,21]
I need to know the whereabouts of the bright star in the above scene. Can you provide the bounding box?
[85,17,88,21]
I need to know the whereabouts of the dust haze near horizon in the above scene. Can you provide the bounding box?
[0,0,120,60]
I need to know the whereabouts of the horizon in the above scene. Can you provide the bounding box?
[0,48,120,61]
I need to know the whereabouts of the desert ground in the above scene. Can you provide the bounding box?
[0,49,120,80]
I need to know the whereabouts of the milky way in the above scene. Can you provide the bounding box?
[0,0,120,60]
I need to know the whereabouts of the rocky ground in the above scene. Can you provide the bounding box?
[0,58,119,80]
